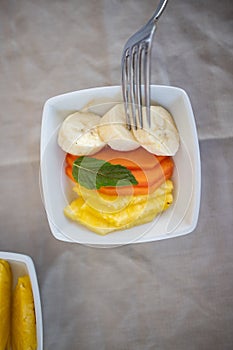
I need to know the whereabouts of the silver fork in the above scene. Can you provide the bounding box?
[121,0,169,129]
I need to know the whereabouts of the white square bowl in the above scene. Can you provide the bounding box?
[40,85,201,247]
[0,251,43,349]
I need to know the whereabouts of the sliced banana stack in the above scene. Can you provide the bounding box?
[132,106,179,156]
[98,103,139,151]
[58,111,106,155]
[58,103,179,156]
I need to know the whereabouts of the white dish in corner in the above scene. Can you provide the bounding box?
[0,251,43,349]
[40,85,201,247]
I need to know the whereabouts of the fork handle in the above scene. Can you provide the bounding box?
[150,0,169,24]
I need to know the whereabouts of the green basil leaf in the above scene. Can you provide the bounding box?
[72,156,138,190]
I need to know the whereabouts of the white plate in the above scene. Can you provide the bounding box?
[40,85,201,247]
[0,251,43,349]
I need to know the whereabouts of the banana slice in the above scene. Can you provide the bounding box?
[98,103,139,151]
[132,106,179,156]
[58,111,106,155]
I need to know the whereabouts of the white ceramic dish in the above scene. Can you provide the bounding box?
[40,85,201,247]
[0,251,43,349]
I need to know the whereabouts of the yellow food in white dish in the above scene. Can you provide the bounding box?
[64,180,173,235]
[59,103,178,235]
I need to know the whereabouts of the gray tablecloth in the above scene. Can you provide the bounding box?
[1,0,233,349]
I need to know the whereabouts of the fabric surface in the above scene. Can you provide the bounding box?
[0,0,233,349]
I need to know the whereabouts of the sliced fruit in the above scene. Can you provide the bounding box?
[0,259,12,350]
[64,180,173,235]
[98,103,139,151]
[58,111,106,155]
[65,154,174,196]
[98,157,174,196]
[11,275,37,350]
[132,106,179,156]
[65,146,166,170]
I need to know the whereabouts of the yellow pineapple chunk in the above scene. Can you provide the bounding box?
[11,275,37,350]
[0,259,12,350]
[64,180,173,235]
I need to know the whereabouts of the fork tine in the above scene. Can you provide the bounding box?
[143,43,152,128]
[122,51,131,129]
[129,47,138,129]
[136,45,143,129]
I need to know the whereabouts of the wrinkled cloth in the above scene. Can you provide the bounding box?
[0,0,233,349]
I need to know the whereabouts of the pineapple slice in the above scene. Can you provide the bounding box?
[0,259,12,350]
[64,180,173,235]
[11,275,37,350]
